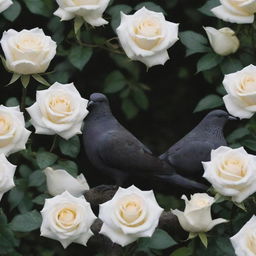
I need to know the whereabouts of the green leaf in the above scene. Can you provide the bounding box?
[20,75,30,88]
[194,94,223,113]
[36,152,58,169]
[148,229,177,250]
[122,98,138,119]
[242,139,256,151]
[17,195,34,213]
[28,170,45,187]
[68,45,93,70]
[3,0,21,21]
[234,202,247,211]
[10,210,42,232]
[32,74,50,86]
[32,194,49,205]
[6,73,21,86]
[197,53,223,73]
[6,97,19,107]
[8,188,24,210]
[199,233,208,248]
[59,135,80,158]
[170,247,193,256]
[134,2,166,14]
[179,31,210,56]
[132,89,149,110]
[198,0,219,17]
[18,165,32,178]
[107,4,132,30]
[54,160,78,176]
[104,70,126,93]
[220,57,243,74]
[227,127,250,143]
[23,0,54,17]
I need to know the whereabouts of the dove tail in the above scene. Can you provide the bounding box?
[155,174,208,191]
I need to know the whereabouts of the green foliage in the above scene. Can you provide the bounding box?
[194,94,223,113]
[104,70,127,93]
[59,136,80,158]
[3,0,21,22]
[36,152,58,169]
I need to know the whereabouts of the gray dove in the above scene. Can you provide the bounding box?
[83,93,207,191]
[159,110,237,178]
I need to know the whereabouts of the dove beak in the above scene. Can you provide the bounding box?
[228,115,239,121]
[87,101,94,110]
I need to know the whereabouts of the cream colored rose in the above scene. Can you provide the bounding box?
[0,153,16,201]
[26,82,88,140]
[203,146,256,203]
[54,0,110,26]
[44,167,89,196]
[0,0,13,13]
[116,7,179,68]
[231,215,256,256]
[40,191,96,248]
[0,105,31,156]
[172,193,227,233]
[99,185,163,247]
[0,28,56,75]
[212,0,256,24]
[222,65,256,119]
[204,27,239,56]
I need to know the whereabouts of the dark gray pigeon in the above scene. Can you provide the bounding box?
[83,93,207,191]
[159,110,237,178]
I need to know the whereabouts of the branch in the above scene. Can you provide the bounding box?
[84,185,187,255]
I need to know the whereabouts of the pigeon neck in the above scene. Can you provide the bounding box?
[197,119,225,135]
[90,104,113,120]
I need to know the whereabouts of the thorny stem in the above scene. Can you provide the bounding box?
[20,86,27,112]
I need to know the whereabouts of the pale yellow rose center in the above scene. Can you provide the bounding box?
[133,17,162,50]
[247,233,256,254]
[193,198,210,208]
[16,35,44,52]
[218,157,247,181]
[49,95,72,114]
[57,207,77,228]
[228,0,256,14]
[118,195,146,227]
[72,0,99,5]
[238,76,256,94]
[0,115,12,136]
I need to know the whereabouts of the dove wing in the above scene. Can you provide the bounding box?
[97,130,167,175]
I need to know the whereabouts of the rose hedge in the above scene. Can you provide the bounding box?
[0,0,256,256]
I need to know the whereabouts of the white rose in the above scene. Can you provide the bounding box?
[204,27,239,56]
[44,167,89,197]
[116,7,179,68]
[0,0,13,13]
[231,215,256,256]
[0,105,31,156]
[54,0,110,27]
[0,153,16,201]
[99,185,163,247]
[26,82,88,140]
[212,0,256,24]
[222,64,256,119]
[203,146,256,203]
[40,191,97,248]
[0,28,56,75]
[172,193,227,233]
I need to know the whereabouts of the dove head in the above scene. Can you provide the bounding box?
[201,110,237,128]
[87,93,111,115]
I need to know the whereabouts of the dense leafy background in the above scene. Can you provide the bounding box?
[1,0,256,255]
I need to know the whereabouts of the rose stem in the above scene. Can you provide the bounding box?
[49,135,58,153]
[20,86,27,112]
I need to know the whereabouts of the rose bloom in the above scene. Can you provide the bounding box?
[0,105,31,156]
[0,28,56,75]
[172,193,227,233]
[0,0,13,13]
[222,65,256,119]
[231,215,256,256]
[116,7,179,68]
[54,0,110,26]
[44,167,89,197]
[204,27,239,56]
[212,0,256,24]
[40,191,97,248]
[26,82,89,140]
[203,146,256,203]
[0,153,16,201]
[99,185,163,247]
